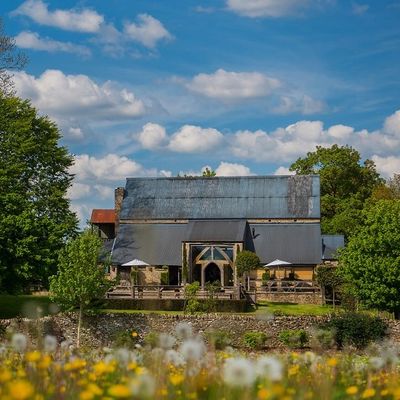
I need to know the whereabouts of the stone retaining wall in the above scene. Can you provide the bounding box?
[2,313,400,349]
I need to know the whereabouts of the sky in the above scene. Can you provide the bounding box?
[2,0,400,224]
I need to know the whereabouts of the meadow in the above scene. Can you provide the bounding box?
[1,322,400,400]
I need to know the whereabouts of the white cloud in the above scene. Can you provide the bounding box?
[226,0,311,17]
[12,0,104,33]
[274,94,325,115]
[186,69,280,101]
[124,14,172,48]
[15,31,91,57]
[168,125,224,153]
[371,155,400,178]
[215,162,253,176]
[67,182,91,200]
[137,123,168,149]
[274,166,295,175]
[383,110,400,136]
[13,70,146,131]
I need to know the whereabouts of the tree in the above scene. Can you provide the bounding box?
[315,264,343,308]
[49,229,113,346]
[338,200,400,317]
[202,167,216,177]
[371,174,400,201]
[0,94,77,292]
[0,18,27,95]
[290,145,382,237]
[235,250,260,276]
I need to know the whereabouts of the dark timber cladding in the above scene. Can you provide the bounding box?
[120,175,320,220]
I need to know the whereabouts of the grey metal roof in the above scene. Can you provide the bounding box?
[185,220,247,242]
[322,235,345,260]
[120,175,320,220]
[248,223,322,265]
[112,223,186,266]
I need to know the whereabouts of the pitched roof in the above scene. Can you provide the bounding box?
[90,209,116,224]
[322,235,345,260]
[185,220,247,242]
[120,175,320,220]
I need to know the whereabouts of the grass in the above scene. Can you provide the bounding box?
[253,301,335,316]
[0,295,335,319]
[0,295,55,319]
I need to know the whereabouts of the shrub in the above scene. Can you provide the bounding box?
[205,329,232,350]
[236,251,260,276]
[278,329,309,348]
[113,329,139,349]
[160,269,169,285]
[310,328,336,350]
[262,271,270,285]
[243,331,268,349]
[144,332,159,349]
[322,312,387,349]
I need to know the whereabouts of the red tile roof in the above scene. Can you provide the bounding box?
[90,209,116,224]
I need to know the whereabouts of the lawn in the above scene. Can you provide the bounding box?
[254,301,335,316]
[0,295,55,319]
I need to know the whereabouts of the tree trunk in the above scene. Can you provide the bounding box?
[77,303,83,348]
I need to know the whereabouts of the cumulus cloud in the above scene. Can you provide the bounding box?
[371,155,400,178]
[15,31,91,57]
[226,0,311,17]
[124,14,172,48]
[186,69,280,101]
[383,110,400,136]
[12,0,104,33]
[137,123,168,149]
[168,125,224,153]
[14,70,146,133]
[69,153,171,224]
[215,162,253,176]
[274,94,325,115]
[274,166,295,175]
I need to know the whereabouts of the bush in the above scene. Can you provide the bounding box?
[310,328,336,350]
[113,329,139,349]
[205,329,232,350]
[236,251,260,276]
[144,332,159,349]
[262,271,270,285]
[278,329,309,348]
[322,312,387,349]
[243,331,268,349]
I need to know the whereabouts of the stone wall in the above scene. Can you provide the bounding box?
[2,313,400,349]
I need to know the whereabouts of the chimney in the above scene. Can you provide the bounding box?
[114,187,125,235]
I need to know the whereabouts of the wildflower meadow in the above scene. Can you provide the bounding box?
[1,322,400,400]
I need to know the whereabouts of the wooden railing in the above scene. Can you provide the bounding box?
[259,280,320,293]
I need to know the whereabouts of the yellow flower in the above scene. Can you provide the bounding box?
[131,331,138,338]
[7,380,34,400]
[170,373,184,386]
[25,351,41,362]
[346,386,358,395]
[108,384,131,398]
[79,391,94,400]
[257,388,270,399]
[327,358,338,367]
[93,361,114,375]
[361,388,376,398]
[86,383,102,396]
[127,361,137,371]
[381,389,389,397]
[64,358,86,371]
[37,355,52,369]
[0,369,12,383]
[288,365,299,376]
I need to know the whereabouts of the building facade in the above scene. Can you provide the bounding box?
[90,175,344,293]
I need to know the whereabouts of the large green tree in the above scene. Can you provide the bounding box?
[50,229,113,346]
[290,145,382,237]
[0,94,77,292]
[338,200,400,317]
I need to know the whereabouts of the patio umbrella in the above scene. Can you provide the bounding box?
[264,259,292,280]
[122,259,149,267]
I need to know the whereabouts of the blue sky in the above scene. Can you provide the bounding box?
[2,0,400,222]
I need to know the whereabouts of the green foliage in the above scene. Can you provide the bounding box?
[0,94,77,292]
[278,329,309,348]
[205,329,232,350]
[49,229,113,311]
[184,281,201,314]
[130,268,139,285]
[338,200,400,315]
[202,167,216,177]
[322,312,387,349]
[144,332,159,348]
[290,145,382,237]
[204,281,220,313]
[315,265,342,288]
[243,331,268,349]
[235,250,260,276]
[262,271,270,284]
[113,329,139,349]
[311,328,336,350]
[160,269,169,285]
